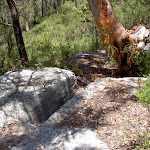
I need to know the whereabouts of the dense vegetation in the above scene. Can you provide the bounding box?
[0,0,150,75]
[0,0,150,148]
[24,1,101,69]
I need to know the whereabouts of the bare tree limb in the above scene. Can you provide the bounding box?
[0,16,13,27]
[0,22,13,27]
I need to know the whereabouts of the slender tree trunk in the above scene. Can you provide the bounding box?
[7,40,13,58]
[57,0,61,6]
[33,0,38,23]
[0,56,5,70]
[55,0,59,13]
[3,25,13,58]
[44,0,47,13]
[94,23,99,50]
[42,0,44,16]
[25,17,29,32]
[75,0,78,8]
[6,0,29,67]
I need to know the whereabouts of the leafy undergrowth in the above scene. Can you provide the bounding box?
[23,1,102,69]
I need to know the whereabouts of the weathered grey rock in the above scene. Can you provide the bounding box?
[11,77,147,150]
[0,121,37,150]
[144,43,150,52]
[10,127,109,150]
[0,67,76,127]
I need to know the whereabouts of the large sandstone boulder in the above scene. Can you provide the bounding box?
[0,67,76,127]
[10,77,148,150]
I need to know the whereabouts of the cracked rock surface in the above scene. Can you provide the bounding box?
[10,77,148,150]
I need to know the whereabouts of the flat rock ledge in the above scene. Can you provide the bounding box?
[0,67,76,127]
[10,77,147,150]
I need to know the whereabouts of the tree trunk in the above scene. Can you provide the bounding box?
[87,0,150,71]
[75,0,78,8]
[0,56,5,70]
[25,17,29,32]
[94,23,99,50]
[42,0,44,16]
[87,0,127,67]
[44,0,47,14]
[80,0,82,5]
[6,0,29,67]
[54,0,59,13]
[7,40,13,58]
[57,0,61,7]
[33,0,38,24]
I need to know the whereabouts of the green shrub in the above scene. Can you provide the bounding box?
[23,0,102,69]
[135,77,150,115]
[132,75,150,148]
[120,120,150,149]
[112,0,150,28]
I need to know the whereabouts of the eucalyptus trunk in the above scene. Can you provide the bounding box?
[87,0,150,71]
[44,0,47,13]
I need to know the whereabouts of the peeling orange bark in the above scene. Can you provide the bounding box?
[87,0,150,71]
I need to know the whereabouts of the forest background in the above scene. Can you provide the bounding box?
[0,0,149,75]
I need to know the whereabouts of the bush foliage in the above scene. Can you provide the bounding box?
[0,0,149,75]
[24,1,102,68]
